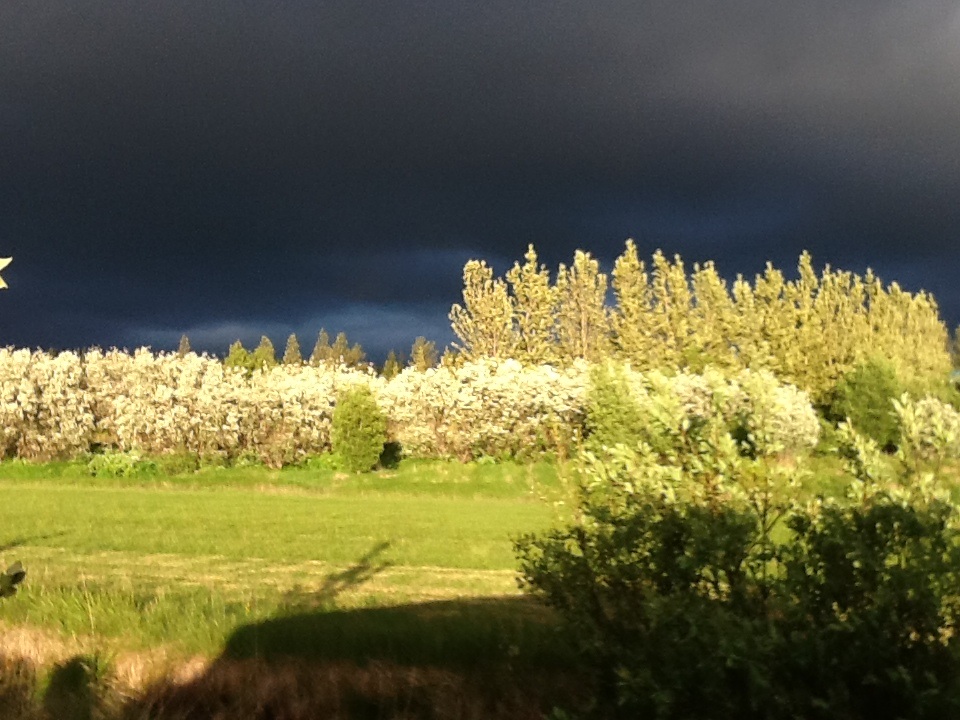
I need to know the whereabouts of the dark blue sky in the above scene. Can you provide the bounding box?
[2,1,959,360]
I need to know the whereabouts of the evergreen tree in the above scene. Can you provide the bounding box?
[177,334,192,358]
[224,340,250,370]
[344,340,366,367]
[331,332,350,363]
[308,329,365,367]
[250,335,278,370]
[382,350,402,379]
[282,333,303,365]
[409,336,438,371]
[310,329,332,366]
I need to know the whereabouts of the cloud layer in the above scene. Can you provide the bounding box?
[2,1,959,357]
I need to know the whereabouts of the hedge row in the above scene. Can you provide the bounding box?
[0,348,822,465]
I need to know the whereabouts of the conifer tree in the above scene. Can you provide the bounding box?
[250,335,278,370]
[282,333,303,365]
[344,341,366,367]
[449,260,516,360]
[310,329,332,366]
[177,334,192,358]
[382,350,402,379]
[224,340,250,370]
[506,245,559,364]
[325,332,365,367]
[409,336,438,371]
[555,250,610,362]
[331,332,350,363]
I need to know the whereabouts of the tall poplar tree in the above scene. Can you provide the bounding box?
[688,260,737,370]
[611,240,654,366]
[555,250,610,362]
[506,245,559,364]
[449,260,516,360]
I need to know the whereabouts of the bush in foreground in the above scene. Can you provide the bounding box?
[516,422,960,719]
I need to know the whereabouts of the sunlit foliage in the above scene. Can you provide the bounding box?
[451,242,952,400]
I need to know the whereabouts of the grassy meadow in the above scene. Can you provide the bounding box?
[0,457,591,718]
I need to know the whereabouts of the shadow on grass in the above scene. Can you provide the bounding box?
[122,543,587,719]
[219,540,573,670]
[277,539,393,613]
[224,594,574,669]
[124,597,583,720]
[0,545,586,719]
[0,652,111,720]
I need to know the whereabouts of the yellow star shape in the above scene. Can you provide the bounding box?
[0,257,10,289]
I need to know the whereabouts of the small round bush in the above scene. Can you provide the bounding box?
[824,357,902,450]
[331,386,387,472]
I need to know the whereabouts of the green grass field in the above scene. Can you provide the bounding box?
[0,458,575,662]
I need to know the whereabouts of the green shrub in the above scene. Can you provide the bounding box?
[87,450,158,478]
[583,363,648,454]
[776,487,960,718]
[516,424,960,719]
[153,452,200,475]
[331,386,387,473]
[824,356,902,449]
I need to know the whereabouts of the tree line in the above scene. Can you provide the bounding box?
[178,241,952,401]
[449,241,952,401]
[177,331,438,379]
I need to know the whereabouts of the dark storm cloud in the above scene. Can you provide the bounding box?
[2,1,959,357]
